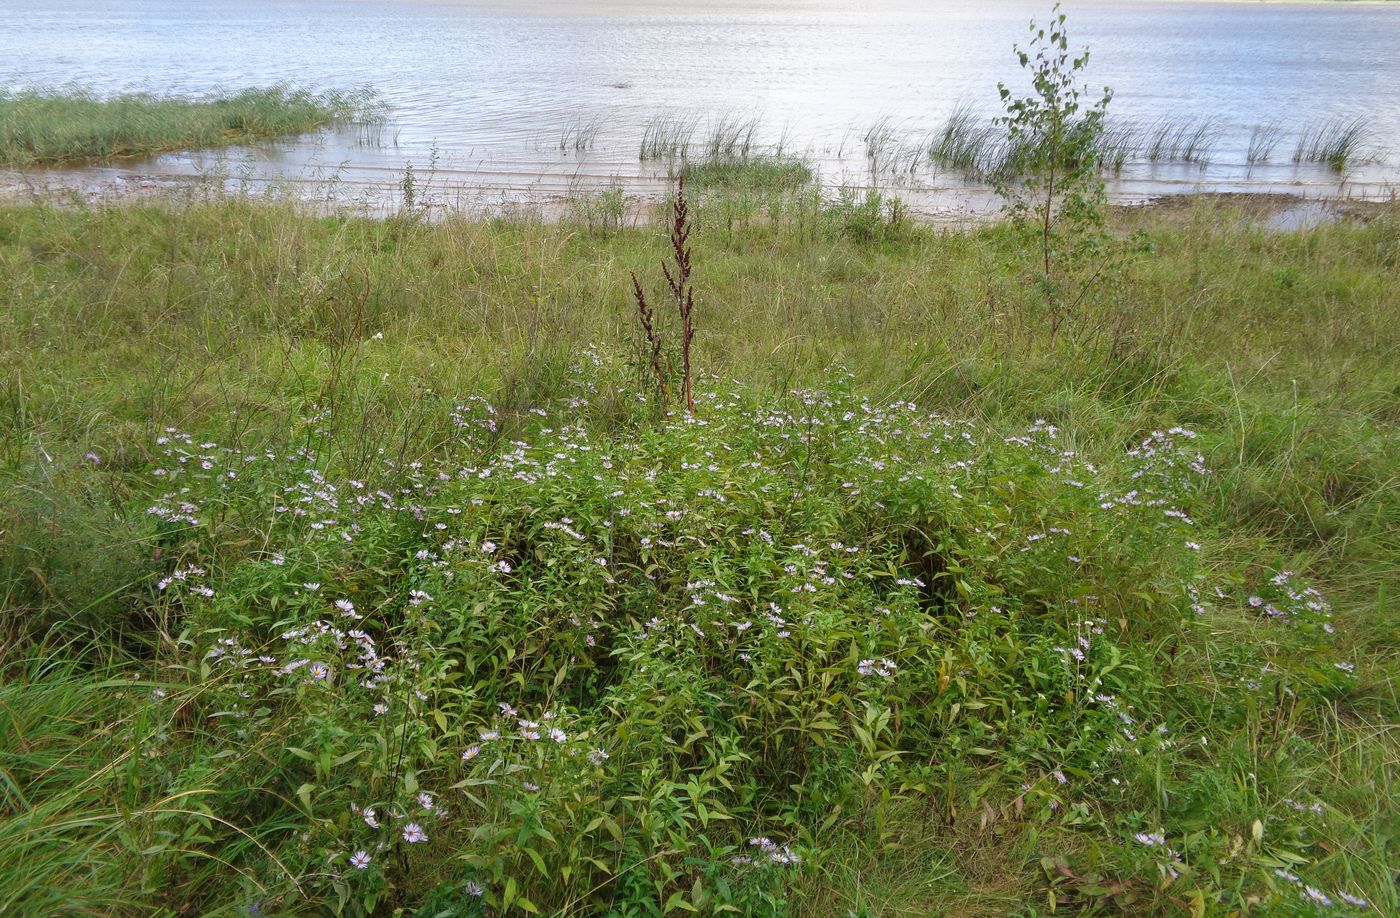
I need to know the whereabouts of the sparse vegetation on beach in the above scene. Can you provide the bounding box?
[679,154,812,193]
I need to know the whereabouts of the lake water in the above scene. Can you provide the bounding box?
[3,0,1399,217]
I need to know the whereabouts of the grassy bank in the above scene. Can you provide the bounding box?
[0,86,373,168]
[0,191,1396,916]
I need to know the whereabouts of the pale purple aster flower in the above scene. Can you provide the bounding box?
[1303,886,1331,906]
[464,881,484,897]
[462,745,480,761]
[402,823,428,843]
[349,851,371,870]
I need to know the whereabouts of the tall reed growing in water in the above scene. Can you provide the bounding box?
[1294,117,1370,171]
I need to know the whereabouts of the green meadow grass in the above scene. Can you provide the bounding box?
[0,191,1396,916]
[0,85,374,167]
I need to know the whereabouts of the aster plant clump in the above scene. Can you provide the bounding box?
[12,348,1365,917]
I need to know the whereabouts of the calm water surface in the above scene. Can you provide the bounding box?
[4,0,1399,215]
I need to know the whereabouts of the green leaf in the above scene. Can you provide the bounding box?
[522,845,548,878]
[664,892,698,913]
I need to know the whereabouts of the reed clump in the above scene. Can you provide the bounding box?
[1094,118,1137,173]
[558,116,603,153]
[1294,117,1370,171]
[702,114,760,162]
[1139,117,1218,164]
[638,113,699,161]
[1247,121,1284,165]
[927,103,1006,176]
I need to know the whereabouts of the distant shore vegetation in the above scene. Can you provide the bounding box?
[0,85,376,168]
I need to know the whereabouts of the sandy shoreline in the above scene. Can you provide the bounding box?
[4,162,1393,233]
